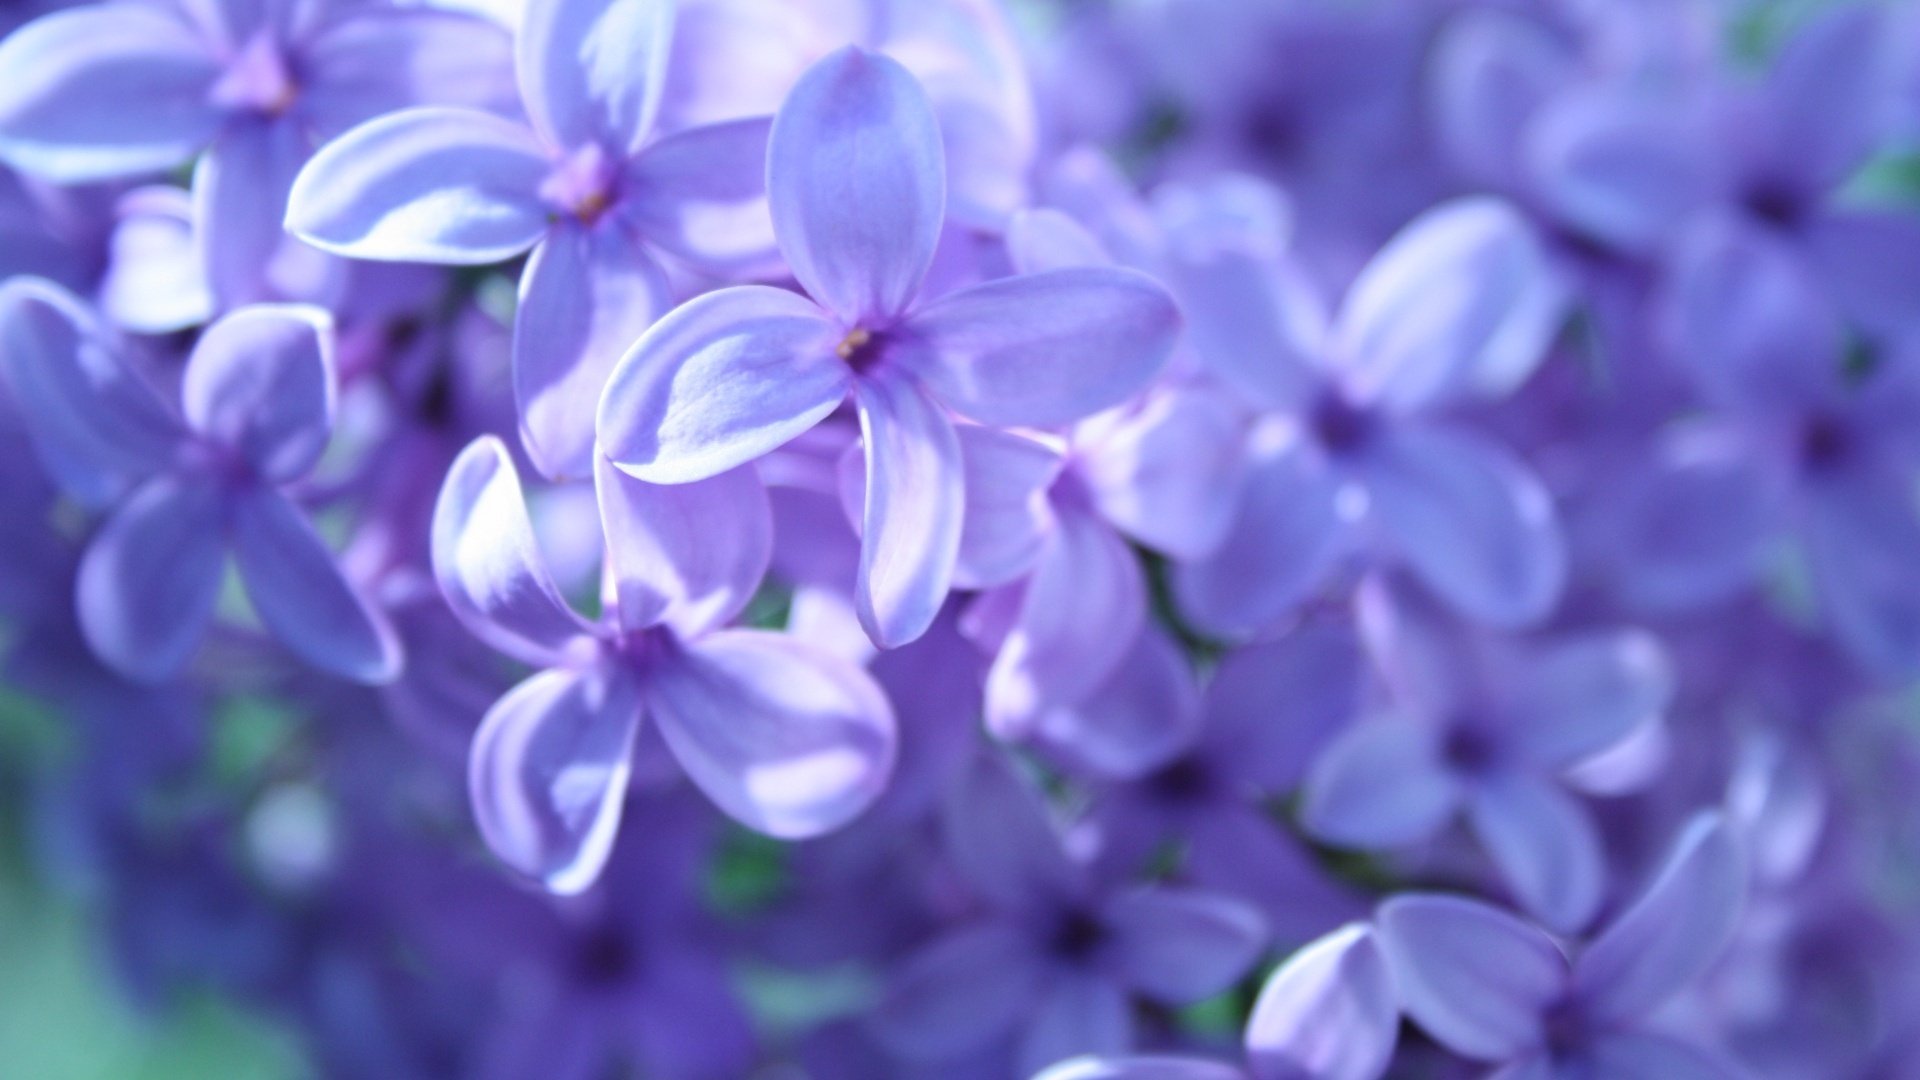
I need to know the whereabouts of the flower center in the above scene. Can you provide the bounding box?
[1441,722,1503,777]
[1048,907,1111,962]
[573,923,639,987]
[542,144,620,225]
[1311,390,1375,457]
[1148,756,1214,804]
[1798,412,1852,473]
[208,32,299,117]
[836,326,890,374]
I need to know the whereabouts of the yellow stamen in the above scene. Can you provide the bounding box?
[835,327,872,360]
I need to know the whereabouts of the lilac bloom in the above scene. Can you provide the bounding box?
[287,0,777,479]
[1376,813,1747,1079]
[0,277,400,684]
[597,46,1179,648]
[1300,580,1672,933]
[1612,216,1920,674]
[1088,616,1368,942]
[1245,923,1399,1080]
[1033,1056,1248,1080]
[870,754,1267,1075]
[1167,193,1570,637]
[0,0,514,310]
[431,435,896,892]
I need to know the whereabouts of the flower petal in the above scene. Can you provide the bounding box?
[1245,924,1399,1080]
[597,284,847,483]
[1300,721,1458,849]
[853,373,963,648]
[1508,630,1673,769]
[1204,616,1366,793]
[430,436,595,666]
[901,266,1181,428]
[870,923,1044,1062]
[1761,4,1898,192]
[300,7,518,141]
[594,454,770,638]
[285,106,550,264]
[468,665,643,894]
[100,186,211,334]
[1335,197,1566,410]
[1581,1033,1745,1080]
[1172,438,1346,639]
[647,628,896,838]
[940,752,1083,912]
[76,474,225,682]
[1079,383,1250,560]
[192,117,320,311]
[0,4,220,181]
[1018,972,1134,1079]
[230,488,402,684]
[1033,626,1201,780]
[1522,87,1711,256]
[1574,812,1745,1026]
[1468,772,1604,934]
[621,116,777,270]
[768,46,944,322]
[0,276,182,490]
[954,424,1064,590]
[1106,888,1267,1004]
[515,0,673,154]
[513,222,670,479]
[1802,466,1920,677]
[1033,1057,1247,1080]
[182,304,335,483]
[985,509,1146,736]
[1375,894,1566,1061]
[1360,423,1565,628]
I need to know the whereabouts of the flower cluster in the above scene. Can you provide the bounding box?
[0,0,1917,1077]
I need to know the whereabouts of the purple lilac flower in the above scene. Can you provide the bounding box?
[287,0,773,479]
[597,45,1181,647]
[431,434,896,891]
[0,277,400,682]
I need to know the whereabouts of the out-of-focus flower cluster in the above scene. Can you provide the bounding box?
[1,0,1918,1076]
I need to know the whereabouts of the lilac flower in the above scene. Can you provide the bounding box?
[1608,217,1920,674]
[0,277,400,683]
[1168,192,1570,637]
[286,0,774,479]
[1377,813,1747,1078]
[1300,580,1673,932]
[1033,1056,1249,1080]
[870,754,1267,1075]
[596,45,1180,647]
[0,0,514,309]
[430,435,896,892]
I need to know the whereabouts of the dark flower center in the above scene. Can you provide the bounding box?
[1148,756,1214,803]
[1311,391,1375,456]
[1743,178,1808,230]
[573,924,639,987]
[1542,996,1590,1055]
[1048,907,1111,962]
[1441,723,1502,777]
[1798,412,1853,473]
[836,326,889,374]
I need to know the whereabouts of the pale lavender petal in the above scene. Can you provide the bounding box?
[1079,384,1250,560]
[1172,440,1345,639]
[0,276,182,486]
[597,285,846,483]
[1802,467,1920,677]
[768,46,944,322]
[230,487,402,684]
[1300,721,1458,849]
[1523,87,1710,256]
[1468,772,1604,934]
[1509,631,1672,769]
[0,3,221,181]
[621,116,777,270]
[1187,807,1366,946]
[1335,198,1566,409]
[514,222,670,479]
[182,304,334,483]
[300,7,518,140]
[1204,617,1366,793]
[1034,1057,1246,1080]
[1429,9,1571,189]
[468,665,642,894]
[985,510,1146,736]
[954,424,1063,590]
[1245,924,1398,1080]
[853,372,963,648]
[941,752,1082,912]
[1033,627,1200,780]
[646,628,896,838]
[1018,972,1133,1079]
[870,923,1045,1062]
[1375,894,1566,1061]
[1106,889,1267,1003]
[285,107,550,264]
[1581,1033,1746,1080]
[515,0,673,154]
[901,267,1181,428]
[192,116,313,310]
[1762,4,1896,191]
[100,186,210,333]
[76,474,224,682]
[430,436,595,666]
[1805,208,1920,339]
[1360,423,1565,628]
[1006,207,1110,273]
[593,454,770,638]
[1574,813,1746,1026]
[1599,430,1774,612]
[1163,240,1327,412]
